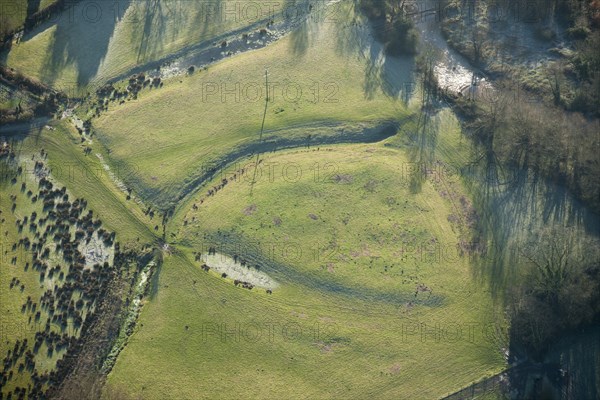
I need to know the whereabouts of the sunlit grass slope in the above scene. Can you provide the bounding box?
[92,1,408,209]
[4,0,305,88]
[106,141,506,399]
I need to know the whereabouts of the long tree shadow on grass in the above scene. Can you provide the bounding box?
[288,13,318,56]
[0,120,47,192]
[27,0,131,88]
[334,1,416,102]
[192,231,446,308]
[133,0,186,65]
[465,149,600,301]
[286,0,318,56]
[26,0,41,18]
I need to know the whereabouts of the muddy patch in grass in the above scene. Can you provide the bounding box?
[333,174,353,184]
[243,204,258,216]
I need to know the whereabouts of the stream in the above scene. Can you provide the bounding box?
[411,0,493,96]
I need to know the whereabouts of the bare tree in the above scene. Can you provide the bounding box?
[510,226,600,355]
[546,60,564,106]
[387,0,407,24]
[470,25,487,66]
[519,226,594,306]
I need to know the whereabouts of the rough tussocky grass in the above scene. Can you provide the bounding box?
[0,119,158,395]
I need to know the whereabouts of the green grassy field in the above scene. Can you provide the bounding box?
[0,0,56,35]
[3,0,313,89]
[90,1,408,210]
[0,120,158,396]
[6,1,597,398]
[105,125,507,398]
[107,252,505,399]
[0,0,27,35]
[8,3,501,397]
[176,145,467,294]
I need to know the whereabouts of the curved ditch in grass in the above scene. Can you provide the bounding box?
[160,114,449,308]
[168,117,447,307]
[166,119,405,213]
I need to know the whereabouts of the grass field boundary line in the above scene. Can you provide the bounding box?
[440,360,535,400]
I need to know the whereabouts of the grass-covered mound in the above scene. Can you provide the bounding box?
[106,141,506,399]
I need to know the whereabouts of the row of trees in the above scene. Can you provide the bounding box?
[456,75,600,215]
[435,4,600,365]
[453,84,600,359]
